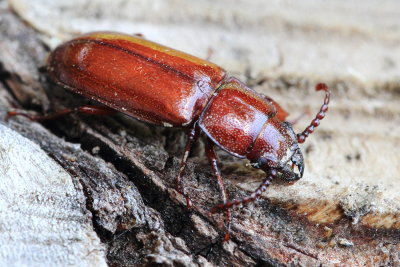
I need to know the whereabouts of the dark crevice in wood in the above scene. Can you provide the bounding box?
[53,156,116,243]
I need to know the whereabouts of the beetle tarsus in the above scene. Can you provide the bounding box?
[6,110,42,121]
[223,232,231,242]
[297,83,330,144]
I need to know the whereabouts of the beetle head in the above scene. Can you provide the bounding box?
[248,120,304,182]
[246,83,331,183]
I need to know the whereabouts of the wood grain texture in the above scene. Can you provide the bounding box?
[2,0,400,266]
[0,124,107,266]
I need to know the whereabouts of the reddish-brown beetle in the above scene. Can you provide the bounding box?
[9,32,330,237]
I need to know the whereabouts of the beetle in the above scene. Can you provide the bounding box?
[8,32,330,237]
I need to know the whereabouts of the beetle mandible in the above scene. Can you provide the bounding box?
[8,32,330,233]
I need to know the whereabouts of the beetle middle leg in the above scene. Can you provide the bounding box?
[288,108,311,125]
[205,138,231,241]
[6,105,117,121]
[175,125,199,208]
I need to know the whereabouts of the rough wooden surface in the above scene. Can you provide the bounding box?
[0,124,108,266]
[1,0,399,266]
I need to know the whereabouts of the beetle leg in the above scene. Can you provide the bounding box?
[205,47,214,61]
[288,108,311,125]
[262,95,289,122]
[205,138,231,241]
[6,105,117,121]
[211,169,277,212]
[134,33,145,38]
[175,125,199,208]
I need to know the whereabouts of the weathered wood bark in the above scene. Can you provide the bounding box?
[1,0,399,266]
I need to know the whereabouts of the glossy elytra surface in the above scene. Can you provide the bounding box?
[48,32,226,126]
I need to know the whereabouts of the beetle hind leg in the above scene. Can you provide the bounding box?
[6,105,117,121]
[175,125,199,208]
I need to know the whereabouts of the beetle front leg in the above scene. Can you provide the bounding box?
[175,125,199,208]
[205,138,231,241]
[211,169,276,212]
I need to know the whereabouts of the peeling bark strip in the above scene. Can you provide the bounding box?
[1,1,400,266]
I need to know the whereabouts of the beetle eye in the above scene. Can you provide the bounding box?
[257,157,267,167]
[256,154,279,170]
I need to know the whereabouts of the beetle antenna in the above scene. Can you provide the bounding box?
[297,83,330,144]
